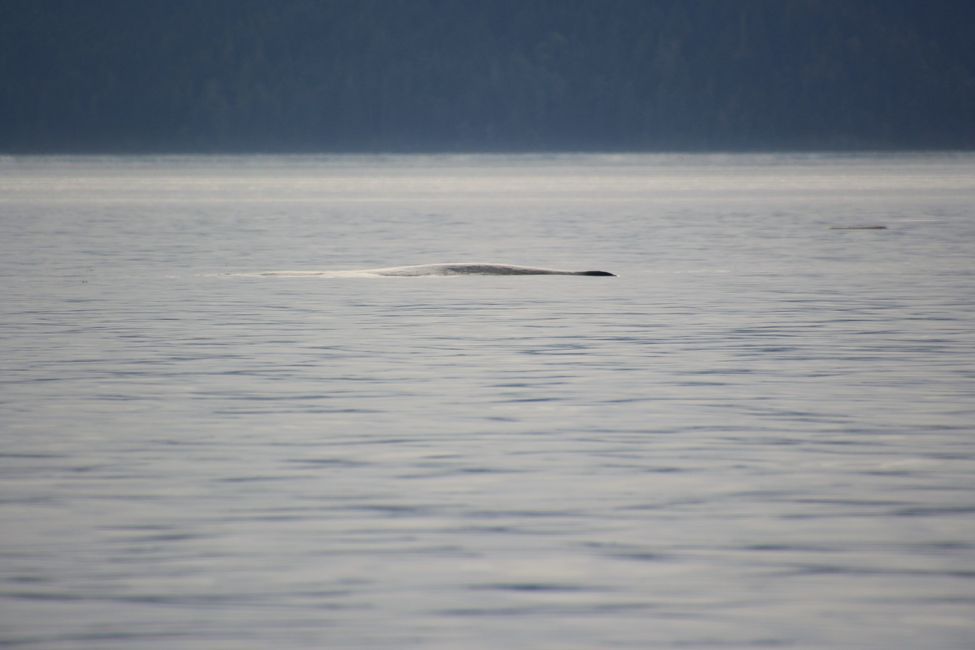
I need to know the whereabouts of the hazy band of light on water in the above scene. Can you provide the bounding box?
[1,154,974,649]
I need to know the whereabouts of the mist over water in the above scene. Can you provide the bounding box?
[1,154,974,649]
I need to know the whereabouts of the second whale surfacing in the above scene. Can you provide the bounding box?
[363,263,616,277]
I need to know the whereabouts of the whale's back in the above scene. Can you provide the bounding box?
[366,263,615,277]
[241,263,616,278]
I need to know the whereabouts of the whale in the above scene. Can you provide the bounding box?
[248,263,616,278]
[358,263,616,277]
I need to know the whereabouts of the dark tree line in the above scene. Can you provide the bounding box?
[1,0,973,152]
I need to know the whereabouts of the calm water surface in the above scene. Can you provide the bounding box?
[1,154,974,648]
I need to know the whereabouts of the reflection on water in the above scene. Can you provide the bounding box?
[1,154,974,648]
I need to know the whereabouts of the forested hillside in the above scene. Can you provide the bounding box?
[2,0,973,152]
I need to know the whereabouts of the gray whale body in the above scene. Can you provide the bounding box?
[246,263,617,278]
[363,263,616,277]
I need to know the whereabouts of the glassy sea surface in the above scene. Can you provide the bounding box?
[1,153,974,649]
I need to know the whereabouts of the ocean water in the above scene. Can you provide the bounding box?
[1,153,974,649]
